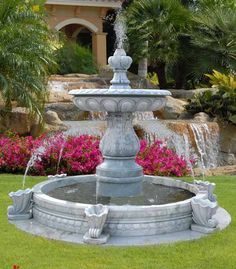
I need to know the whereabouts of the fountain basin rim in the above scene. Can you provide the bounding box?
[33,175,198,210]
[32,175,200,237]
[69,89,171,97]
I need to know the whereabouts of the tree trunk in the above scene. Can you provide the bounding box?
[138,58,148,78]
[154,62,167,89]
[175,61,186,89]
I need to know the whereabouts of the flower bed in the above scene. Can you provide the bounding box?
[0,134,189,177]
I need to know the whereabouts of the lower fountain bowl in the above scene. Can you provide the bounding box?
[32,175,198,237]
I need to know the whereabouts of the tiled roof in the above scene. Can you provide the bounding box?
[46,0,123,8]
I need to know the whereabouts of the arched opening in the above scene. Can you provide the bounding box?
[55,18,98,33]
[55,18,107,66]
[60,24,92,49]
[76,28,92,49]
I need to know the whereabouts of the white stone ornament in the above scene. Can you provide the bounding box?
[8,189,33,220]
[83,204,109,245]
[191,194,219,234]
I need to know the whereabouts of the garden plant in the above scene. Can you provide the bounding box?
[0,133,189,177]
[0,0,56,118]
[186,70,236,124]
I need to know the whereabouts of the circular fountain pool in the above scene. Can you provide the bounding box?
[47,179,194,206]
[32,175,198,237]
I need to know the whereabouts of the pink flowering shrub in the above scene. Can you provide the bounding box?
[0,134,189,177]
[0,134,41,173]
[136,140,189,177]
[32,135,101,176]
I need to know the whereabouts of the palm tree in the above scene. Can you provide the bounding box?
[0,0,56,118]
[124,0,190,88]
[190,3,236,76]
[167,0,236,89]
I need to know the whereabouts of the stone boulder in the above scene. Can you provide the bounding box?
[0,107,39,135]
[193,112,210,122]
[218,123,236,165]
[219,123,236,154]
[48,91,73,103]
[45,103,90,121]
[169,88,217,100]
[154,96,188,120]
[47,75,108,104]
[194,165,236,176]
[0,107,68,136]
[43,110,68,133]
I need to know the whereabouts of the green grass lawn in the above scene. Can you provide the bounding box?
[0,174,235,269]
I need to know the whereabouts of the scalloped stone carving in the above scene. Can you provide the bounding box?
[73,95,167,113]
[84,204,109,239]
[8,189,33,220]
[191,194,219,233]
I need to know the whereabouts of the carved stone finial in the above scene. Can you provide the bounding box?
[83,204,109,244]
[7,189,33,220]
[108,48,132,90]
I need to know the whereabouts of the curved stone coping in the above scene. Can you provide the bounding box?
[32,176,198,237]
[71,92,169,112]
[10,207,231,246]
[69,88,171,97]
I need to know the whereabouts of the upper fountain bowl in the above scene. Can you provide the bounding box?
[69,49,171,113]
[69,88,171,113]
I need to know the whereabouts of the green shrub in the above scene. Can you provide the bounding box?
[0,0,56,118]
[185,70,236,124]
[56,42,97,75]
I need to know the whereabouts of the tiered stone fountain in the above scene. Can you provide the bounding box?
[8,48,230,246]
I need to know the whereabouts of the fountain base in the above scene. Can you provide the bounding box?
[8,175,231,245]
[96,157,143,197]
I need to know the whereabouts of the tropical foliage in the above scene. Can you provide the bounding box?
[123,0,236,89]
[124,0,190,88]
[185,70,236,124]
[189,2,236,78]
[0,0,56,118]
[206,70,236,93]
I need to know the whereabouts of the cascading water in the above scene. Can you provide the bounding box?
[190,123,219,170]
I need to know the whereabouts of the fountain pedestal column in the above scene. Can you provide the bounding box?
[70,48,171,197]
[96,112,143,197]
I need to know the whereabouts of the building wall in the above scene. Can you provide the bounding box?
[45,1,122,66]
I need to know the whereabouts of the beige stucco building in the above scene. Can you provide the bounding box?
[45,0,123,66]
